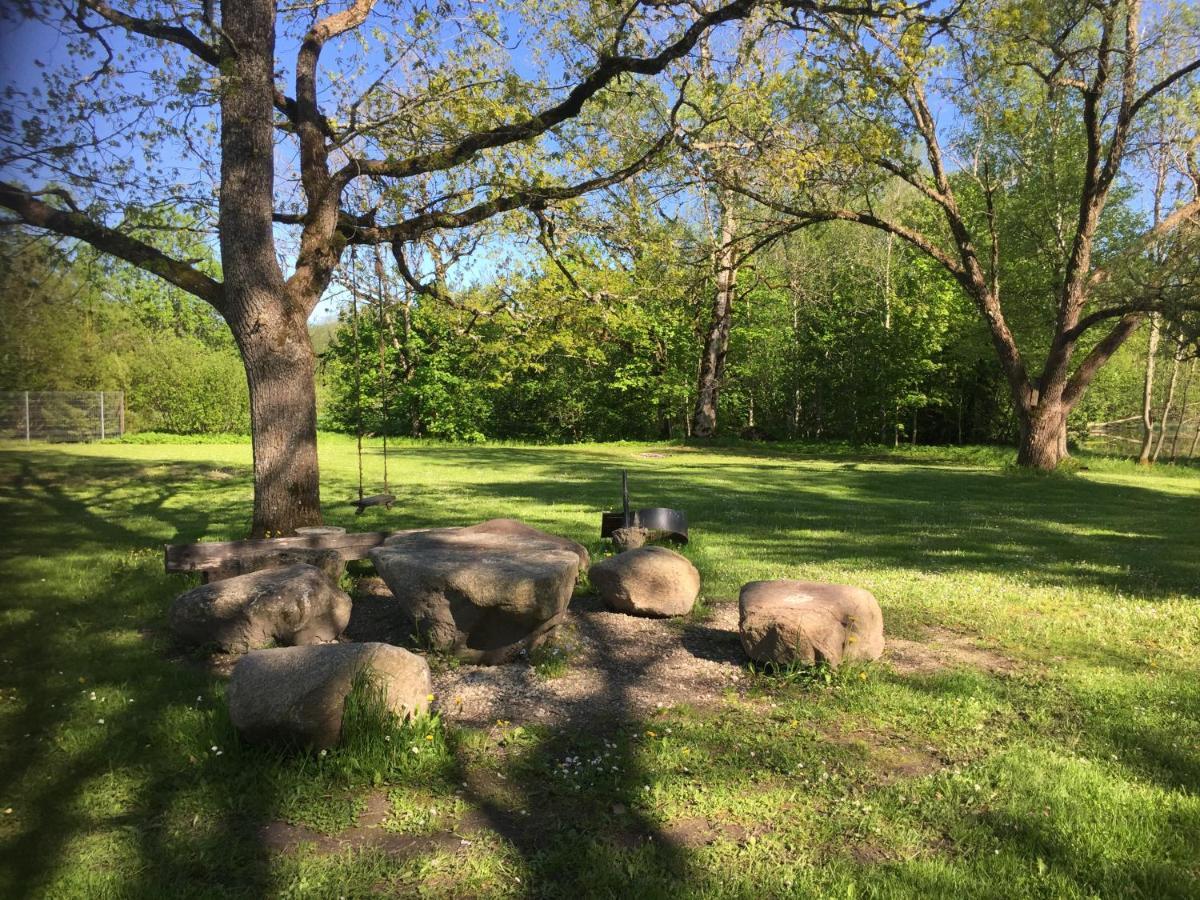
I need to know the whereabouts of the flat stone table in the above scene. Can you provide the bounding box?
[370,519,585,664]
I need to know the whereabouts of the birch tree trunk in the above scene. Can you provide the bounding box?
[1138,319,1162,464]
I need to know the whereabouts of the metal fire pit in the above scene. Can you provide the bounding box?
[600,470,688,544]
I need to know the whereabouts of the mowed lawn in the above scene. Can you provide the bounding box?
[1,435,1198,898]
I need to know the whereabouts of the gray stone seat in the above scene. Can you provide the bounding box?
[227,642,431,749]
[168,562,351,653]
[368,519,584,664]
[738,580,884,668]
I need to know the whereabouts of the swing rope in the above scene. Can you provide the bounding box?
[345,240,396,513]
[373,244,391,495]
[349,244,365,503]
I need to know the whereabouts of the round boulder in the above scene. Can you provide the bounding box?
[590,546,700,618]
[369,520,582,664]
[738,580,883,668]
[168,563,351,653]
[227,642,431,749]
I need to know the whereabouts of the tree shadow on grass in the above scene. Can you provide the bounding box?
[0,452,281,896]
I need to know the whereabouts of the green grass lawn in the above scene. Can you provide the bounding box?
[1,434,1198,897]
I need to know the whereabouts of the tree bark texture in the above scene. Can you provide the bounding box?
[692,194,737,437]
[221,0,322,534]
[1016,402,1069,469]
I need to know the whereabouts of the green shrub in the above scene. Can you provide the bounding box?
[126,336,250,434]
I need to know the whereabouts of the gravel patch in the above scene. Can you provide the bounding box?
[349,577,748,728]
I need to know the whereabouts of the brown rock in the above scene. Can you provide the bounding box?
[590,546,700,618]
[227,642,431,749]
[369,520,582,664]
[168,563,351,653]
[738,580,883,668]
[610,526,651,552]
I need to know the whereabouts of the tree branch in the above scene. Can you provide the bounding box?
[0,181,224,308]
[346,131,672,245]
[78,0,220,65]
[1063,312,1144,408]
[723,179,968,281]
[337,0,767,185]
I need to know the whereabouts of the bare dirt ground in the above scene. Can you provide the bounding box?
[348,577,748,728]
[884,626,1020,677]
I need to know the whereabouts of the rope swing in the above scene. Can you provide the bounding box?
[347,242,396,514]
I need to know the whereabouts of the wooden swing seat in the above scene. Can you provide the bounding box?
[351,493,396,514]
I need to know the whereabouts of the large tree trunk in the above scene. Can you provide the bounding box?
[221,0,322,535]
[229,306,322,535]
[1017,403,1069,469]
[692,194,737,437]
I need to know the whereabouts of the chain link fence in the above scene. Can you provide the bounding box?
[0,391,125,442]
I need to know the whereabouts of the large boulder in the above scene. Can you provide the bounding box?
[227,642,431,749]
[168,563,351,653]
[368,520,582,664]
[203,547,346,584]
[590,546,700,618]
[738,580,883,668]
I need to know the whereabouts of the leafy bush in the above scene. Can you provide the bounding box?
[126,337,250,434]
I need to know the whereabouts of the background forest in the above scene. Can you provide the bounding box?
[3,197,1195,457]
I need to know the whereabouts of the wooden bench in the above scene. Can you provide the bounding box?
[164,531,391,579]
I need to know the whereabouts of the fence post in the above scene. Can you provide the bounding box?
[119,391,125,437]
[24,391,30,442]
[99,391,105,441]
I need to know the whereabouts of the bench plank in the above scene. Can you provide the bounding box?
[164,531,390,572]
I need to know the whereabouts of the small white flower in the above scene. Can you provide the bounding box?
[319,749,327,757]
[97,718,104,724]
